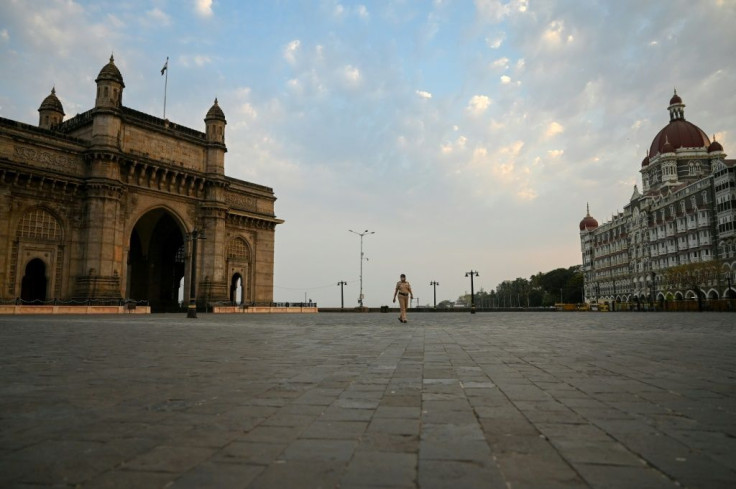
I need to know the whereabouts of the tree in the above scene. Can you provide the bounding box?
[437,300,454,309]
[659,260,723,311]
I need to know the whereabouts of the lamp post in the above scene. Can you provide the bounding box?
[187,229,206,319]
[430,281,439,308]
[612,280,617,312]
[650,271,656,312]
[465,270,479,314]
[724,274,733,311]
[349,229,374,308]
[337,281,347,309]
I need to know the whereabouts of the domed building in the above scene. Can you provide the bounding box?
[580,90,736,309]
[0,56,283,312]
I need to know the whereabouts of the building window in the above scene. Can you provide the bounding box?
[17,208,62,241]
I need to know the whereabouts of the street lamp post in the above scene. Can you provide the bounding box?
[187,229,206,319]
[612,280,617,312]
[349,229,374,308]
[430,281,439,308]
[465,270,479,314]
[650,271,656,312]
[337,281,347,309]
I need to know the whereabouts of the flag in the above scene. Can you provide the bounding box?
[161,57,168,76]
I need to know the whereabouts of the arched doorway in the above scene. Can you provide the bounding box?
[230,273,243,305]
[21,258,47,302]
[127,209,185,312]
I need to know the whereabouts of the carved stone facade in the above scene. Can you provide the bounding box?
[0,56,283,310]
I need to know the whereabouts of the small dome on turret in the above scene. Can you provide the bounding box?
[38,87,65,115]
[205,98,226,122]
[641,152,649,167]
[708,135,723,153]
[95,54,125,87]
[669,89,682,106]
[579,204,599,231]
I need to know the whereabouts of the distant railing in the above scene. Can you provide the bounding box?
[207,301,318,309]
[1,298,149,307]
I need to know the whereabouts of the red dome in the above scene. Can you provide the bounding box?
[708,138,723,153]
[649,120,710,157]
[669,91,682,105]
[579,207,598,231]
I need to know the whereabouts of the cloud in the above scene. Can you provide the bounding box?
[517,187,537,201]
[491,57,509,70]
[357,5,370,19]
[547,149,564,158]
[146,8,171,27]
[194,0,213,18]
[500,75,512,84]
[544,121,564,138]
[486,34,504,49]
[441,135,467,154]
[332,3,370,20]
[475,0,529,22]
[0,29,8,41]
[342,65,361,85]
[416,90,432,99]
[541,20,574,47]
[284,40,301,64]
[466,95,491,115]
[177,54,212,67]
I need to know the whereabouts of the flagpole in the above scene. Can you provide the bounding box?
[162,56,169,119]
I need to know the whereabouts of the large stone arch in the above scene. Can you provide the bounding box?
[226,236,253,304]
[11,206,65,301]
[126,207,187,312]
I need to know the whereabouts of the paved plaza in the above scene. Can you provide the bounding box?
[0,312,734,488]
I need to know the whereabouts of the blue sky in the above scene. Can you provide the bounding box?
[2,0,736,306]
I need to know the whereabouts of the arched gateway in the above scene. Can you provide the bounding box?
[127,209,186,312]
[0,56,283,309]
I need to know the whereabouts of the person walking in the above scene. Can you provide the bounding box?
[393,274,413,323]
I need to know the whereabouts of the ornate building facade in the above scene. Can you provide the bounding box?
[580,91,736,307]
[0,56,283,311]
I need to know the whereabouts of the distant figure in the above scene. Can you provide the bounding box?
[393,273,413,323]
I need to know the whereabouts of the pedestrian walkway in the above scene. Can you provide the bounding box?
[0,312,734,488]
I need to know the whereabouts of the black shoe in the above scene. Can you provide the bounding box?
[398,317,402,323]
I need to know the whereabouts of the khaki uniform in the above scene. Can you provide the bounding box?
[395,280,412,322]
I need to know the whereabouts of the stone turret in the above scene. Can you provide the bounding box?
[204,98,227,175]
[94,54,124,109]
[91,55,124,149]
[38,87,64,129]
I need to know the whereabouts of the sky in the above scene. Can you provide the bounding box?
[2,0,736,307]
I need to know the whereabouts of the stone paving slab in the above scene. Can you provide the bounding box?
[0,312,735,488]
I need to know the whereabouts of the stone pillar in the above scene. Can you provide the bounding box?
[253,226,277,303]
[74,175,124,300]
[198,195,229,306]
[0,185,10,300]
